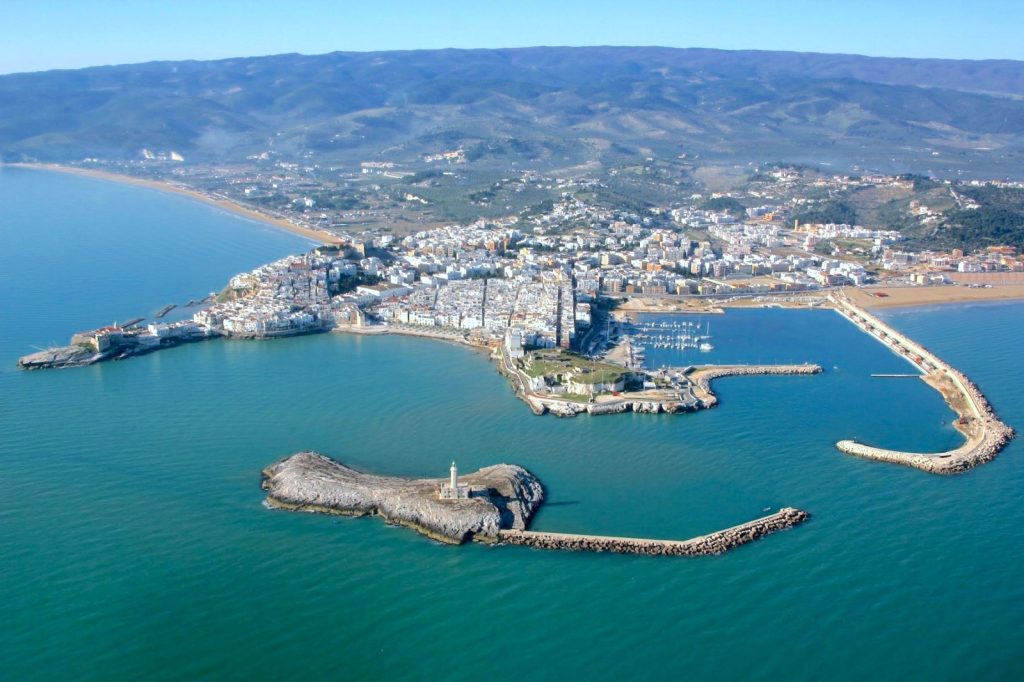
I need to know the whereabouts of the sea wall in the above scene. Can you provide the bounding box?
[830,293,1014,474]
[836,419,1014,474]
[497,507,810,556]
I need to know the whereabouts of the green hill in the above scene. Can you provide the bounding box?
[3,47,1024,177]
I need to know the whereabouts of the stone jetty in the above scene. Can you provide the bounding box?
[497,508,810,556]
[831,292,1014,474]
[262,452,544,544]
[687,364,823,408]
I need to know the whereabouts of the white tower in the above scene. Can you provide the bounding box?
[440,461,470,500]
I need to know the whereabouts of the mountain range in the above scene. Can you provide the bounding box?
[3,46,1024,177]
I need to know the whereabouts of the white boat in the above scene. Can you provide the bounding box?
[699,321,713,351]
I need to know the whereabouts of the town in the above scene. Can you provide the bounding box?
[15,159,1024,417]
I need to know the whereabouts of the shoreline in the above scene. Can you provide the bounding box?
[846,284,1024,310]
[5,162,339,245]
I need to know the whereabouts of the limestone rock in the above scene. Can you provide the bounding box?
[262,452,544,543]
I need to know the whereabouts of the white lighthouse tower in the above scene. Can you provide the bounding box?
[439,460,471,500]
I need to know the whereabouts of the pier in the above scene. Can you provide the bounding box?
[830,292,1014,473]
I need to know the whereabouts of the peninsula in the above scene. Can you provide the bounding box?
[262,452,810,555]
[16,246,824,421]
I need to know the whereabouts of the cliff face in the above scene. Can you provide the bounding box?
[261,452,544,543]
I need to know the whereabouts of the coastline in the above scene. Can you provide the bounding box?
[5,162,339,245]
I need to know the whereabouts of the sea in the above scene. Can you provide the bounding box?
[1,166,1023,680]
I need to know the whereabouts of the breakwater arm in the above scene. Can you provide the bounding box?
[830,292,1014,474]
[686,364,823,408]
[497,508,810,557]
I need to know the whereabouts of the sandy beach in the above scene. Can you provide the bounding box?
[846,284,1024,308]
[6,163,340,245]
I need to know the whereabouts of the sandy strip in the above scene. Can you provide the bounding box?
[845,284,1024,309]
[5,163,340,245]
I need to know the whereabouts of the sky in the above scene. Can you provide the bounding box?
[1,0,1022,74]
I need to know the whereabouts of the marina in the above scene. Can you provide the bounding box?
[619,318,715,352]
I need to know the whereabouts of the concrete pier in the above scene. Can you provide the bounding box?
[831,292,1014,474]
[497,508,810,556]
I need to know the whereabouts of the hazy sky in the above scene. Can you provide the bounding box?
[2,0,1022,74]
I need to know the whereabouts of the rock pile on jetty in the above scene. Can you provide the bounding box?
[262,452,544,543]
[498,507,810,556]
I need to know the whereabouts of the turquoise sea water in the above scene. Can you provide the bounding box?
[1,167,1023,680]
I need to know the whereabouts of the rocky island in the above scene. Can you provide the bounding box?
[262,452,810,555]
[262,452,544,544]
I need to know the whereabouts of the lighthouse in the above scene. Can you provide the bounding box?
[439,460,471,500]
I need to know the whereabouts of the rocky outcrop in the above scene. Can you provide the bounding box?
[498,507,810,556]
[16,345,102,369]
[532,397,703,417]
[262,452,544,544]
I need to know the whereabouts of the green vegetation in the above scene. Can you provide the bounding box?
[794,200,858,226]
[522,349,627,386]
[899,174,942,192]
[813,240,837,256]
[701,196,746,217]
[942,186,1024,251]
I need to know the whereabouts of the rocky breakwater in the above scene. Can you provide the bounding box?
[261,452,544,544]
[835,367,1015,474]
[498,507,810,557]
[688,364,823,408]
[830,292,1014,474]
